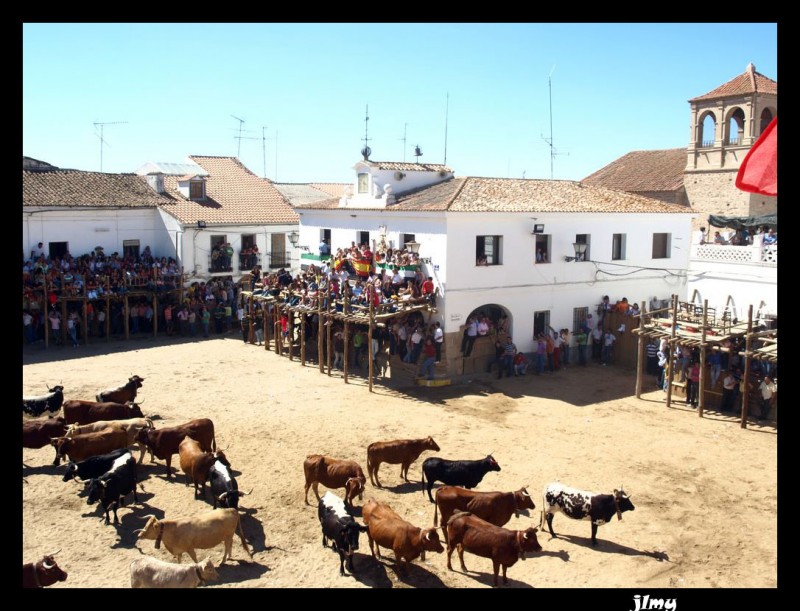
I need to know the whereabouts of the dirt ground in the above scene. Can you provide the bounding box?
[22,334,777,591]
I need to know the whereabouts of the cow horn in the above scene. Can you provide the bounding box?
[522,489,530,497]
[523,532,529,540]
[218,493,227,501]
[47,549,61,557]
[237,488,253,497]
[424,530,431,541]
[43,559,55,569]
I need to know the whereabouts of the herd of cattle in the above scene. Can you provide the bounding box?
[23,380,635,588]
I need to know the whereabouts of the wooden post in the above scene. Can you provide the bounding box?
[368,299,374,393]
[82,299,89,345]
[698,300,708,417]
[274,305,281,355]
[179,270,185,305]
[61,299,68,345]
[318,288,325,372]
[741,305,753,429]
[248,295,255,344]
[288,308,294,361]
[105,295,111,341]
[665,294,678,409]
[263,300,269,350]
[326,308,333,377]
[343,321,350,384]
[300,312,306,366]
[635,300,645,399]
[123,295,130,340]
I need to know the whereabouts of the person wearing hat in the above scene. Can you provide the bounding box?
[757,376,777,420]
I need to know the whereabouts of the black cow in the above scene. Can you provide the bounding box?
[96,375,144,403]
[23,385,65,417]
[318,491,367,576]
[540,482,635,546]
[209,456,249,509]
[62,447,132,483]
[86,451,138,525]
[421,455,501,503]
[22,553,68,588]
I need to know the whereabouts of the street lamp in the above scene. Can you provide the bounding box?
[404,240,420,254]
[564,242,588,262]
[288,231,300,247]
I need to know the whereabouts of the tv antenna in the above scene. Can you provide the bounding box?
[230,115,257,159]
[398,122,408,162]
[540,65,568,179]
[261,126,269,179]
[93,120,128,172]
[361,105,371,160]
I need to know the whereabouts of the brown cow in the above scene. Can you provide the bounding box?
[366,436,440,487]
[22,551,68,588]
[303,455,366,507]
[61,400,144,425]
[446,511,542,587]
[50,425,129,466]
[178,435,229,498]
[23,417,68,464]
[136,418,216,477]
[434,486,536,543]
[362,498,444,574]
[66,417,155,463]
[96,375,144,403]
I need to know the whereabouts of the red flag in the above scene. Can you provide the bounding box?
[736,116,777,196]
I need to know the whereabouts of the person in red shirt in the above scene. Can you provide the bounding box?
[421,276,436,306]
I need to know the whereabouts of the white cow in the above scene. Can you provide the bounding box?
[130,556,218,588]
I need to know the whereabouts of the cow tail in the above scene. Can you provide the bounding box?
[421,467,425,497]
[433,499,439,527]
[366,450,372,477]
[237,513,253,558]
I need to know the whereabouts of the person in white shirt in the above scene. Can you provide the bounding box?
[591,325,603,362]
[433,322,444,363]
[757,376,776,420]
[601,330,616,365]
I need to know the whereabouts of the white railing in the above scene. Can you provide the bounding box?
[691,243,777,265]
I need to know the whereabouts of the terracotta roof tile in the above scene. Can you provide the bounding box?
[366,161,453,173]
[23,170,176,207]
[308,183,349,198]
[157,156,299,226]
[690,64,777,102]
[581,149,686,193]
[294,176,689,214]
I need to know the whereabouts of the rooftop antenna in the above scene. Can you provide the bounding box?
[414,144,423,163]
[399,122,408,162]
[231,115,258,159]
[361,104,371,161]
[93,121,128,172]
[261,126,269,179]
[443,92,449,165]
[540,65,568,179]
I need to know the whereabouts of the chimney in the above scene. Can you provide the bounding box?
[145,172,165,194]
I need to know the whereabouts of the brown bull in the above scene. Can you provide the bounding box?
[434,485,535,543]
[96,375,144,403]
[66,417,154,463]
[366,436,440,487]
[23,417,68,464]
[135,508,251,564]
[362,498,444,574]
[178,435,228,499]
[303,454,366,507]
[136,418,216,477]
[50,425,129,466]
[61,399,144,425]
[446,511,542,587]
[22,551,68,588]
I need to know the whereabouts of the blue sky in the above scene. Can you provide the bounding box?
[22,23,777,184]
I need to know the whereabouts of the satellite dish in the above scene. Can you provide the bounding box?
[394,171,405,181]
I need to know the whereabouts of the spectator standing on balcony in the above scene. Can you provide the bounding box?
[763,228,777,245]
[713,231,727,244]
[421,276,436,306]
[319,238,330,256]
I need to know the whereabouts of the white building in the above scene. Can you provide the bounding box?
[293,158,695,373]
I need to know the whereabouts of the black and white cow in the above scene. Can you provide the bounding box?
[209,456,250,509]
[62,447,132,483]
[540,482,635,546]
[23,385,65,418]
[318,491,367,576]
[86,451,138,525]
[421,455,501,503]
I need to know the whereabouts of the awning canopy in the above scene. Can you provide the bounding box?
[707,214,777,231]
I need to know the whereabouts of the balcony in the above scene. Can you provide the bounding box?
[238,252,262,271]
[265,250,291,270]
[690,243,777,265]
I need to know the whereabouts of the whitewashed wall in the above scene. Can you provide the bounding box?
[22,208,171,259]
[687,259,778,320]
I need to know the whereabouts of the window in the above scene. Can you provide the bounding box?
[189,180,205,200]
[476,235,502,266]
[573,307,589,333]
[533,310,550,339]
[357,173,369,194]
[575,234,590,261]
[535,235,550,264]
[270,233,288,268]
[357,231,370,248]
[123,239,140,260]
[652,233,671,259]
[320,229,331,243]
[49,241,68,260]
[612,234,626,260]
